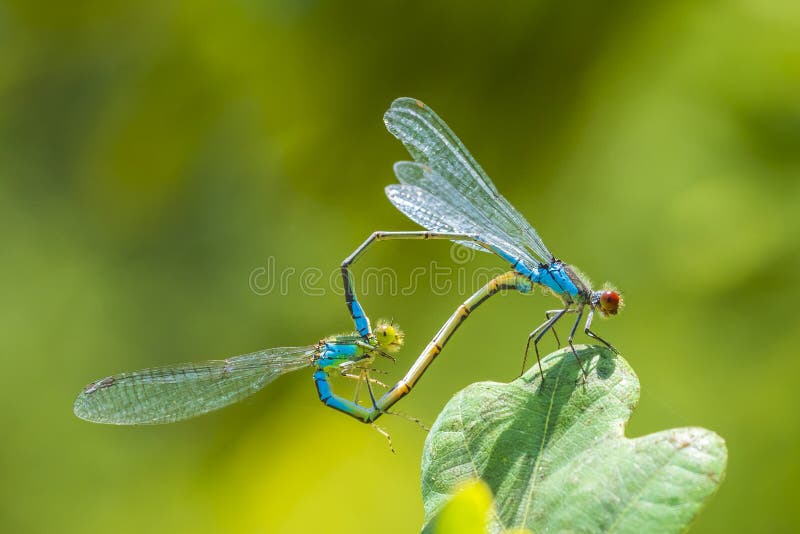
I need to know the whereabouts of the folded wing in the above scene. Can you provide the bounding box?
[74,347,315,424]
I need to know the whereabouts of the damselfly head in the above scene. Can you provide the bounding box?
[597,288,623,316]
[374,320,405,353]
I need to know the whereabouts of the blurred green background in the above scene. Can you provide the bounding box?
[2,1,798,532]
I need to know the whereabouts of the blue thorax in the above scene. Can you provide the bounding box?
[491,246,580,298]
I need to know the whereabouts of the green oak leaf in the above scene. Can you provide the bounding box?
[421,346,727,533]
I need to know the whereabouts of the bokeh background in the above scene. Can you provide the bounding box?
[2,1,798,532]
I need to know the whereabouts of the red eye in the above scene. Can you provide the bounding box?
[600,291,620,315]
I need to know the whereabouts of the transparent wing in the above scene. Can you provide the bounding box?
[391,162,533,260]
[384,97,554,264]
[384,181,481,252]
[74,346,315,425]
[385,183,528,260]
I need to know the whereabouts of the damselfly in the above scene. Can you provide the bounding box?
[74,321,409,446]
[342,98,622,381]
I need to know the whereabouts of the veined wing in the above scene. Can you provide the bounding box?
[390,162,532,261]
[384,97,553,264]
[74,346,315,425]
[386,180,531,264]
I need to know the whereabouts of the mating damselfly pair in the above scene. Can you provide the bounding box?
[74,97,623,445]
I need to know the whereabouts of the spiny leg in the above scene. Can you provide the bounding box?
[343,373,390,390]
[370,423,396,454]
[567,305,588,382]
[351,369,384,407]
[355,340,395,362]
[352,369,365,405]
[524,306,570,381]
[546,310,562,347]
[387,410,430,432]
[544,308,577,348]
[584,307,619,353]
[364,371,380,410]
